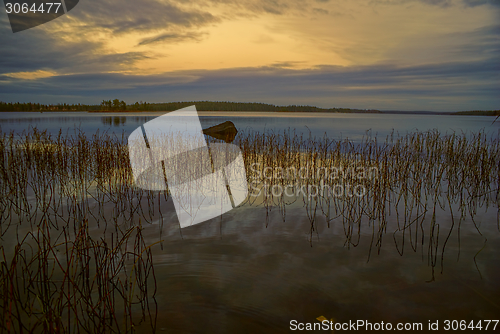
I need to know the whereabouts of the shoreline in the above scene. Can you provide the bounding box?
[0,109,499,116]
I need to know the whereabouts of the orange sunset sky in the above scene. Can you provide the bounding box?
[1,0,499,111]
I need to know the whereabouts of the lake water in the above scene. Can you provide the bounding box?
[1,111,499,333]
[0,111,499,142]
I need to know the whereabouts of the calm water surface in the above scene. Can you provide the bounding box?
[0,111,499,142]
[1,111,499,333]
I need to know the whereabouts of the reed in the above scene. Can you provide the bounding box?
[231,128,499,280]
[0,129,159,333]
[0,127,498,332]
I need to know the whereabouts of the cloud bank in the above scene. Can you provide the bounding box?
[0,0,498,111]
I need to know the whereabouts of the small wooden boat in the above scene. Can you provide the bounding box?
[202,121,238,143]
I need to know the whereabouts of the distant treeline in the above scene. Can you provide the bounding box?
[0,101,101,111]
[452,110,500,116]
[2,100,499,115]
[126,101,381,113]
[0,100,381,113]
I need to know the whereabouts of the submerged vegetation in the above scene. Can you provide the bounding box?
[0,127,499,332]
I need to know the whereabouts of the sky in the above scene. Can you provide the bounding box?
[0,0,499,111]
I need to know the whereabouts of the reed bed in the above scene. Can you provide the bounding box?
[0,127,499,332]
[0,129,160,333]
[235,128,499,279]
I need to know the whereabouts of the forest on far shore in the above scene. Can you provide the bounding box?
[0,100,380,113]
[0,100,498,116]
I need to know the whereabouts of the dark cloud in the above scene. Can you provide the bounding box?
[0,37,148,76]
[372,0,500,6]
[0,0,219,76]
[194,0,302,16]
[66,0,218,34]
[137,32,207,46]
[312,8,329,14]
[420,0,451,6]
[0,15,150,75]
[0,71,195,93]
[269,61,307,68]
[0,0,218,75]
[368,0,448,6]
[1,56,498,111]
[438,25,500,61]
[463,0,500,6]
